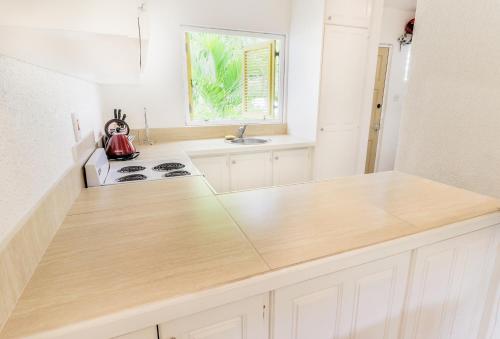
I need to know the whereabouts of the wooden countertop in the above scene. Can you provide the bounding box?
[218,171,500,268]
[2,172,500,338]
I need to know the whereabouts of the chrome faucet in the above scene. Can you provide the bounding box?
[237,125,248,139]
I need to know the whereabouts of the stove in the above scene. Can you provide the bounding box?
[118,166,147,173]
[85,148,200,187]
[153,163,185,172]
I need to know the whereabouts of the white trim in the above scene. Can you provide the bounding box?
[180,26,287,127]
[23,213,500,339]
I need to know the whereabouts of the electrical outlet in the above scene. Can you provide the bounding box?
[71,113,82,142]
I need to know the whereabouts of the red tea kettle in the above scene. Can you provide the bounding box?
[104,110,138,160]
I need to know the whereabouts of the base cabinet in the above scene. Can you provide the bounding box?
[158,294,269,339]
[272,148,312,186]
[191,147,313,193]
[111,225,500,339]
[229,152,273,191]
[113,326,158,339]
[191,155,230,193]
[401,226,499,339]
[273,252,411,339]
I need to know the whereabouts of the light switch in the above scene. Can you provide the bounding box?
[71,113,82,142]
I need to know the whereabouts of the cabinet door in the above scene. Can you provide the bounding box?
[191,155,229,193]
[158,294,269,339]
[113,326,158,339]
[229,152,272,191]
[273,252,411,339]
[325,0,373,27]
[402,226,500,339]
[273,148,312,186]
[314,25,369,180]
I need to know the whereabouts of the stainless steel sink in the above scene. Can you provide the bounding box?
[230,138,269,145]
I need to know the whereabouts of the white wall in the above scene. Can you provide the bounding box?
[0,0,143,38]
[0,56,102,243]
[396,0,500,198]
[100,0,292,129]
[376,7,414,171]
[286,0,324,140]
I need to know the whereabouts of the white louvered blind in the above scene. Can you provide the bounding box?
[242,42,276,118]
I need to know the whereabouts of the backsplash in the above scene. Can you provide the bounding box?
[0,56,102,331]
[0,55,102,245]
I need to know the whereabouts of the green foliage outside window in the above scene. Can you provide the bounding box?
[186,31,281,123]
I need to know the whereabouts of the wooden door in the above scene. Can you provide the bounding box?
[191,155,230,193]
[229,152,272,191]
[158,294,269,339]
[273,252,411,339]
[401,226,499,339]
[365,47,389,174]
[272,148,312,186]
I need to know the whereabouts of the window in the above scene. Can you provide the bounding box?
[184,28,285,125]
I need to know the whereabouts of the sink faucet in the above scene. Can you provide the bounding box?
[237,125,248,139]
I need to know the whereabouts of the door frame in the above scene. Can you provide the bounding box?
[370,43,393,172]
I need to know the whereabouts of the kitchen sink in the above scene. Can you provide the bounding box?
[230,138,269,145]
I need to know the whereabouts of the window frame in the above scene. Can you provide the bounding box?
[182,26,287,126]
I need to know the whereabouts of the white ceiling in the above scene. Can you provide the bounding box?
[384,0,417,11]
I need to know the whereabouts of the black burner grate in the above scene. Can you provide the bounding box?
[164,170,191,178]
[118,166,146,173]
[153,162,186,172]
[116,174,147,182]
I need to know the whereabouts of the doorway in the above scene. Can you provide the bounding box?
[365,47,390,174]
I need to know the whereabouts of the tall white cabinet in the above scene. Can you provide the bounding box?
[310,0,383,179]
[315,25,370,179]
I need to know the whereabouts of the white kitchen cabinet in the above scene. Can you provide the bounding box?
[273,252,411,339]
[229,152,272,191]
[324,0,373,27]
[113,326,158,339]
[272,148,312,186]
[191,155,230,193]
[158,294,269,339]
[401,226,500,339]
[314,25,369,180]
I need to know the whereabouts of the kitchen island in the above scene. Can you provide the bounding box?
[1,172,499,339]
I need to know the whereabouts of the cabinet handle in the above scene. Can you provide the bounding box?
[274,156,279,160]
[232,160,236,165]
[320,128,324,132]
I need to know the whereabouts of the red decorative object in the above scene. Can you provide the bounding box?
[405,19,415,34]
[398,18,415,50]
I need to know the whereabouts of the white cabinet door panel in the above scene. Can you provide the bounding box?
[230,152,272,191]
[273,252,411,339]
[314,25,369,180]
[325,0,373,27]
[273,148,311,186]
[319,26,369,127]
[159,294,268,339]
[402,226,500,339]
[113,326,157,339]
[191,155,229,193]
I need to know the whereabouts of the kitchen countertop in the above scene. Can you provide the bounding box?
[134,134,316,159]
[2,172,500,338]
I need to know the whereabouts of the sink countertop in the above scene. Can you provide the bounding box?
[2,172,500,338]
[134,134,316,160]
